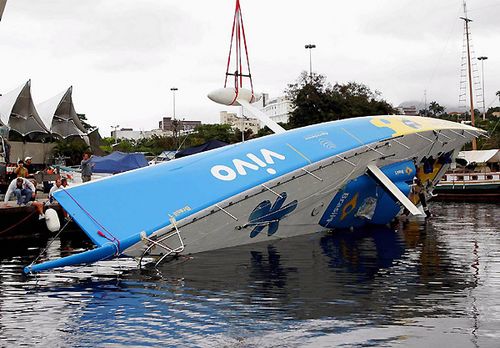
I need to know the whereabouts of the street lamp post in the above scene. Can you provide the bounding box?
[170,87,178,120]
[170,87,179,147]
[111,125,120,145]
[304,44,316,78]
[477,56,488,120]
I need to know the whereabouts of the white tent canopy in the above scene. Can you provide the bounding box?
[37,86,87,138]
[0,80,49,136]
[457,149,500,165]
[0,0,7,21]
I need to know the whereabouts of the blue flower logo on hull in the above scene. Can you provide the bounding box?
[247,192,298,238]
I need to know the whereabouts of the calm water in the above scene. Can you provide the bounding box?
[0,202,499,347]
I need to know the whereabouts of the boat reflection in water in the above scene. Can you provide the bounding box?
[136,223,474,322]
[2,206,495,346]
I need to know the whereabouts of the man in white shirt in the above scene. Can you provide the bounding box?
[4,177,35,205]
[48,178,62,203]
[47,177,70,221]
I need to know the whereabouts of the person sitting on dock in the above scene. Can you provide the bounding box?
[14,160,28,178]
[49,178,62,203]
[44,177,69,221]
[4,177,35,205]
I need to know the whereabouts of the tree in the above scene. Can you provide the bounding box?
[486,106,500,118]
[189,124,235,145]
[257,122,291,138]
[428,101,445,117]
[135,135,176,154]
[330,81,395,118]
[286,72,332,128]
[77,113,95,131]
[52,138,90,165]
[113,139,135,153]
[286,72,395,128]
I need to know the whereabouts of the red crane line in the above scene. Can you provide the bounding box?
[224,0,254,97]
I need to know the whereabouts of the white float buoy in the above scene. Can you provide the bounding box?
[45,208,61,232]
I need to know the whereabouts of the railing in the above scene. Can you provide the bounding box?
[442,171,500,183]
[138,216,185,268]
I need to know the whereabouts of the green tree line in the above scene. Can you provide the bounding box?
[51,74,499,164]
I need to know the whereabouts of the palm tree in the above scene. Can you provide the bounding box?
[429,101,445,117]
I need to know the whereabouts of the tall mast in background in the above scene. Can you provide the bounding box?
[460,0,478,150]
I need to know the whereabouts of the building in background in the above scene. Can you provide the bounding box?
[159,117,201,134]
[220,111,260,135]
[111,128,167,141]
[397,105,419,116]
[397,101,425,116]
[258,93,293,124]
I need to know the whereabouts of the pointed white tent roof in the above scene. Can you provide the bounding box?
[37,86,87,138]
[0,81,23,127]
[0,80,49,136]
[0,0,7,21]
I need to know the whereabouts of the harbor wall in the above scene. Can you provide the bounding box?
[9,141,56,164]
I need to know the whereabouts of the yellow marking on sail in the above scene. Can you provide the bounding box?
[370,115,479,137]
[341,193,359,221]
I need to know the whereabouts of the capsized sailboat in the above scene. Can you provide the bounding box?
[23,0,485,274]
[24,112,484,274]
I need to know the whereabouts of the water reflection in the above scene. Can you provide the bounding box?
[0,202,498,346]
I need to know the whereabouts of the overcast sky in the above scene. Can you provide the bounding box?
[1,0,499,136]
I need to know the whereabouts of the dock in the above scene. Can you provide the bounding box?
[0,194,69,239]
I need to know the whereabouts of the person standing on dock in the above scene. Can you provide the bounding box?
[24,156,35,177]
[80,152,94,183]
[4,177,35,205]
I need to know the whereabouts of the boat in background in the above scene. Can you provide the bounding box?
[434,149,500,202]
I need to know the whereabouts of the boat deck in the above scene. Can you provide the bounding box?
[434,172,500,202]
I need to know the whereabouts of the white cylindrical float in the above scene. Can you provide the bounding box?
[45,208,61,232]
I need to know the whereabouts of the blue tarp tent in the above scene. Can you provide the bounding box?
[90,152,148,174]
[175,140,228,159]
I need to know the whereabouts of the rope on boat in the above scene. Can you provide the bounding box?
[0,210,37,236]
[27,188,122,274]
[27,217,73,270]
[60,188,121,255]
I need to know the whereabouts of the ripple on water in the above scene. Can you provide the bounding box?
[0,202,499,346]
